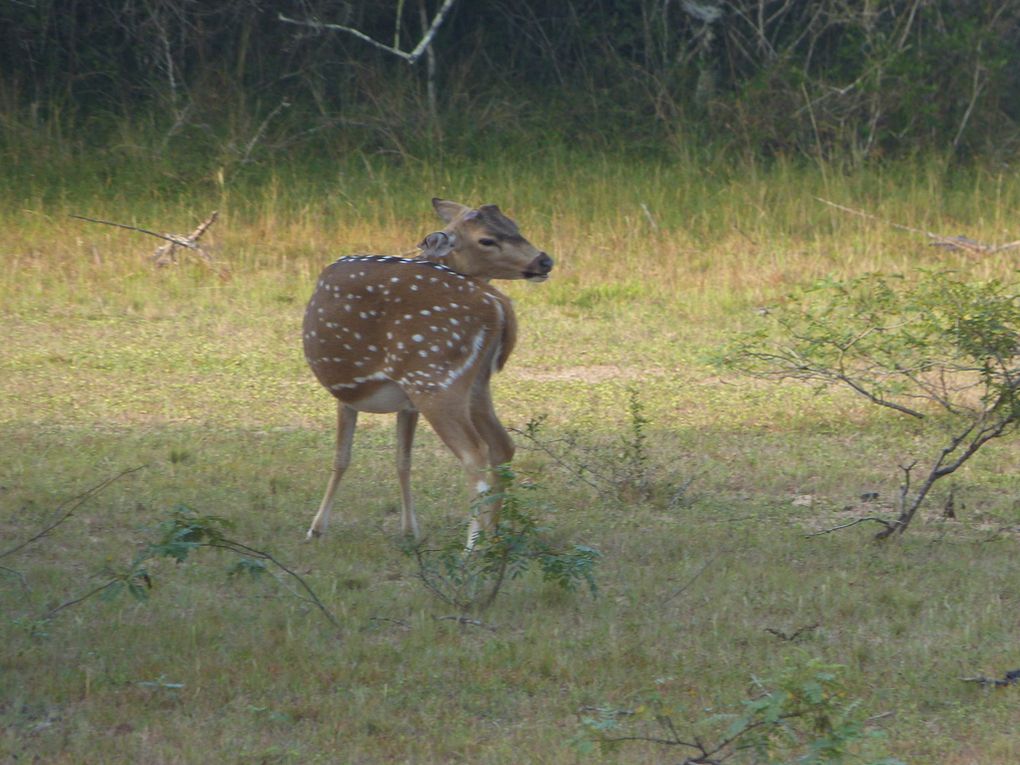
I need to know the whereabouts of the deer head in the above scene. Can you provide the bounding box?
[416,198,553,282]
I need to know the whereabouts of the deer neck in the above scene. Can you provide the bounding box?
[417,249,493,284]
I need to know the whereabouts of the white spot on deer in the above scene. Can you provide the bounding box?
[410,285,419,291]
[390,277,400,283]
[420,310,431,316]
[450,318,460,326]
[367,345,377,352]
[412,334,424,343]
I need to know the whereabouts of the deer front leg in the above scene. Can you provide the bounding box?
[395,408,421,540]
[307,402,358,540]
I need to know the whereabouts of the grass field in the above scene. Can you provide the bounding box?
[3,150,1020,763]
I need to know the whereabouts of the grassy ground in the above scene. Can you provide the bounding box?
[3,150,1020,763]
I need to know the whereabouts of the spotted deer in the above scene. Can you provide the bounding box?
[302,198,553,546]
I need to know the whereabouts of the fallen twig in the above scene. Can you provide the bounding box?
[960,670,1020,688]
[804,517,896,538]
[369,616,411,631]
[765,623,820,642]
[435,615,497,632]
[71,210,225,276]
[815,197,1020,254]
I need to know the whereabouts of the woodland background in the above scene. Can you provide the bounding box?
[3,0,1019,165]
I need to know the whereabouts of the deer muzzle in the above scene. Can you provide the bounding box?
[524,252,554,282]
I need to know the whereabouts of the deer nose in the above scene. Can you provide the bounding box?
[534,253,554,274]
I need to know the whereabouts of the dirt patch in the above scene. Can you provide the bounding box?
[510,365,669,383]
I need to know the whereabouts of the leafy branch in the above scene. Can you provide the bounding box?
[147,507,342,630]
[578,659,902,764]
[722,271,1020,538]
[512,388,686,506]
[407,468,599,611]
[20,505,341,634]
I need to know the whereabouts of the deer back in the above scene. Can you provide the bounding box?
[303,255,516,405]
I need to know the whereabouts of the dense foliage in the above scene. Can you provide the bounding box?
[3,1,1020,161]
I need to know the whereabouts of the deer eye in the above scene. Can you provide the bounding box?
[478,237,498,247]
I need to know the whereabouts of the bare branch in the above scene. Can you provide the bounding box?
[69,215,187,247]
[205,540,342,631]
[278,0,459,65]
[40,580,121,621]
[0,465,146,562]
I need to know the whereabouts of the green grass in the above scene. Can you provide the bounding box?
[3,149,1020,763]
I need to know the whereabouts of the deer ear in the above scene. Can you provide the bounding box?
[418,230,456,257]
[432,198,471,223]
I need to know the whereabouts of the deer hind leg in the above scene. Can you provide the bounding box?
[469,385,515,525]
[395,408,421,540]
[307,402,358,540]
[417,401,493,549]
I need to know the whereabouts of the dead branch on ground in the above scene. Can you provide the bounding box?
[960,670,1020,688]
[70,211,225,277]
[815,197,1020,255]
[765,623,820,642]
[804,516,896,537]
